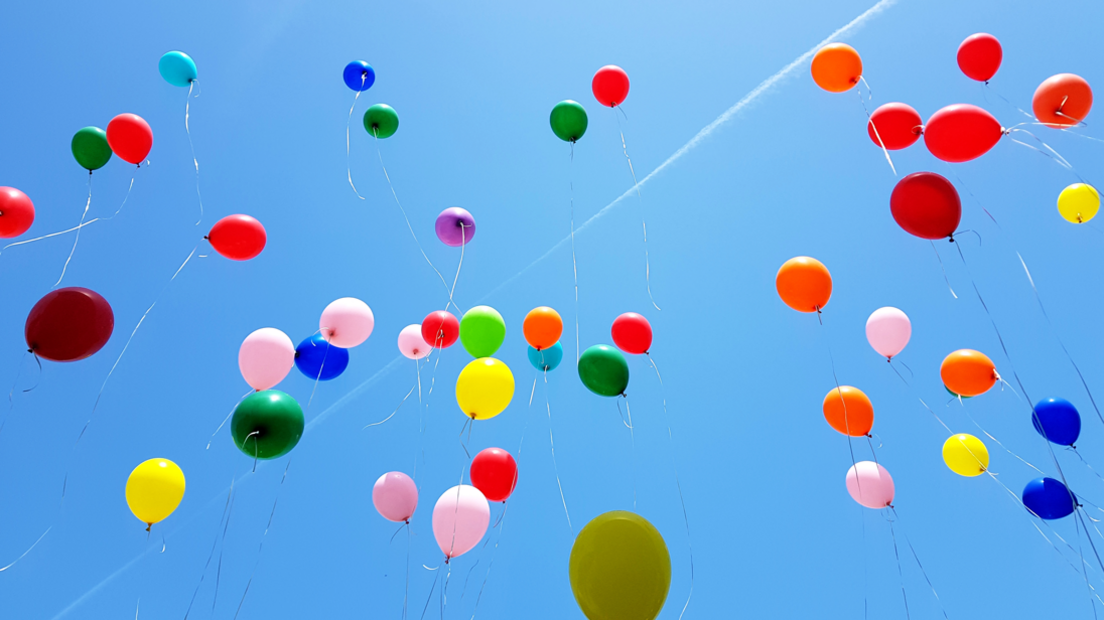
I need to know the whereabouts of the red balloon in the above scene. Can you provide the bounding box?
[1033,73,1093,129]
[923,104,1003,163]
[470,447,517,502]
[867,103,922,150]
[208,214,266,261]
[592,65,630,108]
[421,310,459,348]
[106,113,153,165]
[0,187,35,238]
[890,172,961,240]
[957,33,1002,82]
[611,312,652,355]
[25,287,114,362]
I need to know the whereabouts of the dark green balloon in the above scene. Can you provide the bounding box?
[71,127,112,171]
[578,344,629,397]
[550,100,588,143]
[363,104,399,139]
[231,390,305,459]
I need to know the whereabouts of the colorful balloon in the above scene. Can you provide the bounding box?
[865,307,911,360]
[1032,397,1081,446]
[550,100,588,142]
[569,511,670,620]
[1057,183,1099,224]
[372,472,417,522]
[523,306,563,350]
[25,287,113,362]
[578,344,629,397]
[845,461,894,509]
[207,214,266,261]
[811,43,862,93]
[158,51,197,87]
[231,390,304,459]
[398,324,431,360]
[320,297,374,348]
[432,484,490,559]
[455,357,514,420]
[956,33,1002,82]
[125,458,185,529]
[775,256,832,313]
[923,104,1002,163]
[611,312,652,355]
[106,113,153,165]
[460,306,506,358]
[592,65,630,107]
[294,334,349,381]
[528,342,563,371]
[422,310,459,348]
[470,447,518,502]
[940,349,997,397]
[942,434,989,477]
[822,386,874,437]
[0,187,35,238]
[890,171,961,240]
[71,127,112,171]
[363,103,399,138]
[867,103,922,150]
[238,328,295,391]
[1033,73,1093,129]
[343,60,376,91]
[1022,477,1076,520]
[435,207,476,247]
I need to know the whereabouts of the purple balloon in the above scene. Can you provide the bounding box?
[435,207,476,247]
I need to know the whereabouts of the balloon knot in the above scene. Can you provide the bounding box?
[146,523,152,532]
[203,235,209,240]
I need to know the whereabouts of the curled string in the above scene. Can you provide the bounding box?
[0,526,51,573]
[182,481,234,619]
[544,371,572,533]
[185,79,203,225]
[930,241,957,299]
[346,75,366,200]
[858,76,897,175]
[208,389,255,449]
[1006,126,1085,180]
[888,507,950,619]
[613,109,661,311]
[54,172,93,287]
[569,146,580,364]
[619,395,638,510]
[365,383,416,428]
[233,460,292,620]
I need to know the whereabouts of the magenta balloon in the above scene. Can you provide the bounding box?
[865,307,911,360]
[432,484,490,559]
[238,327,295,390]
[320,297,374,348]
[373,472,418,522]
[845,461,895,509]
[435,207,476,247]
[398,324,431,360]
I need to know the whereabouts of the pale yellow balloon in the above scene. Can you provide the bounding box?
[125,458,186,528]
[1057,183,1100,224]
[455,357,514,420]
[942,434,989,477]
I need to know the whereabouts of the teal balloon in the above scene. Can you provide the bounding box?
[71,127,112,171]
[231,390,304,459]
[578,344,629,397]
[529,341,563,371]
[364,104,399,139]
[550,100,588,143]
[159,51,197,87]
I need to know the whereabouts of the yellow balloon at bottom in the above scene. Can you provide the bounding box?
[1058,183,1100,224]
[126,458,186,528]
[455,357,514,420]
[942,434,989,477]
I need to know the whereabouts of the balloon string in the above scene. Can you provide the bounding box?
[305,344,328,411]
[0,350,32,439]
[613,110,661,311]
[0,526,51,573]
[943,166,1002,229]
[418,563,442,620]
[1006,127,1086,180]
[887,507,949,619]
[364,382,416,429]
[233,459,292,620]
[416,347,445,480]
[929,241,957,299]
[1071,449,1104,488]
[618,395,637,510]
[544,372,572,534]
[883,510,911,620]
[212,481,238,613]
[983,82,1036,122]
[569,146,580,365]
[182,481,234,619]
[185,79,203,226]
[54,172,93,287]
[821,328,864,494]
[448,223,467,311]
[468,502,509,620]
[208,389,255,449]
[857,77,897,176]
[346,79,366,200]
[403,523,411,620]
[1075,511,1104,619]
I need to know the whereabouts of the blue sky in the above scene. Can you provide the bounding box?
[2,0,1104,618]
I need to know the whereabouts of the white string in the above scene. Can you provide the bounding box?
[185,79,203,225]
[346,74,366,200]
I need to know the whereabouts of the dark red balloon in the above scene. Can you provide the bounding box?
[0,187,35,238]
[890,172,962,240]
[208,214,266,261]
[867,103,922,150]
[421,310,459,348]
[592,65,630,108]
[106,113,153,165]
[611,312,652,355]
[923,104,1003,163]
[470,447,517,502]
[25,287,114,362]
[957,33,1002,82]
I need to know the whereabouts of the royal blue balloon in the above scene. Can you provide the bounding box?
[343,61,376,91]
[159,51,197,87]
[1022,477,1076,520]
[528,341,563,371]
[295,334,349,381]
[1032,397,1081,446]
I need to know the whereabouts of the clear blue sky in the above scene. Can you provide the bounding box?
[2,0,1104,618]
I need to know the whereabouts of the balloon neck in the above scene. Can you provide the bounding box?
[146,523,152,533]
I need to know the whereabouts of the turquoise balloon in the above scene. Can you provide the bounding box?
[528,341,563,371]
[159,51,197,87]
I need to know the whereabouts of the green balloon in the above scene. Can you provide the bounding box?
[578,344,629,397]
[460,305,506,358]
[570,511,671,620]
[363,104,399,139]
[71,127,112,171]
[231,390,304,459]
[550,100,588,143]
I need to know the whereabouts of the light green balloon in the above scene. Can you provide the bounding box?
[460,306,505,358]
[570,511,671,620]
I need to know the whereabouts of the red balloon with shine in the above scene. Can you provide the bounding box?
[470,447,517,502]
[25,287,114,362]
[0,187,35,238]
[957,33,1002,82]
[106,113,153,165]
[421,310,459,348]
[924,104,1003,163]
[867,103,922,150]
[611,312,652,354]
[208,214,267,261]
[890,172,961,240]
[592,65,630,108]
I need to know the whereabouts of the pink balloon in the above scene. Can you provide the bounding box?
[320,297,374,348]
[845,461,895,509]
[373,472,418,522]
[865,307,911,360]
[238,327,295,390]
[398,324,431,360]
[432,484,489,559]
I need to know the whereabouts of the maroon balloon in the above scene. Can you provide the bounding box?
[0,187,35,238]
[470,447,518,502]
[25,287,114,362]
[890,172,961,240]
[611,312,652,355]
[867,103,922,150]
[208,214,266,261]
[923,104,1003,163]
[421,310,459,348]
[957,33,1002,82]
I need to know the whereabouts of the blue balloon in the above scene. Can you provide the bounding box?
[1022,477,1076,520]
[528,341,563,371]
[343,61,376,91]
[295,334,349,381]
[159,51,197,87]
[1032,397,1081,446]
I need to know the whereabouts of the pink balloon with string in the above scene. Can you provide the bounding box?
[238,327,295,390]
[845,461,895,509]
[397,324,431,360]
[372,472,418,522]
[432,484,489,559]
[865,307,911,360]
[320,297,374,348]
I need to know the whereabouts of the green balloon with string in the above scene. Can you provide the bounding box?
[71,127,113,171]
[550,100,588,143]
[363,104,399,138]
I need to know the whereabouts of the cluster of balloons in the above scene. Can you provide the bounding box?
[548,65,632,144]
[577,311,654,398]
[342,59,400,140]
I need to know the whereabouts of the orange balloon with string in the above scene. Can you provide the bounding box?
[1032,73,1093,129]
[811,43,863,93]
[776,256,832,313]
[823,386,874,437]
[941,349,998,397]
[523,306,562,350]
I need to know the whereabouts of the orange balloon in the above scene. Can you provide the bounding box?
[941,349,998,397]
[776,256,832,313]
[811,43,863,93]
[1033,73,1093,129]
[523,306,562,350]
[823,386,874,437]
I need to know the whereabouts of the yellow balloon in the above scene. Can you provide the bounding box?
[455,357,514,420]
[125,458,186,528]
[942,434,989,477]
[1058,183,1100,224]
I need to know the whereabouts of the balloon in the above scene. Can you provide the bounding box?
[207,214,266,261]
[158,51,197,87]
[865,307,911,360]
[775,256,832,313]
[460,306,505,357]
[294,334,349,381]
[71,127,112,171]
[1057,183,1099,224]
[125,458,185,529]
[320,297,374,348]
[25,287,113,362]
[456,357,514,420]
[435,207,476,247]
[957,33,1002,82]
[822,386,874,437]
[372,472,417,522]
[942,434,989,477]
[592,65,630,107]
[579,344,629,397]
[923,104,1002,163]
[238,328,295,391]
[1032,397,1081,446]
[432,484,490,559]
[523,306,563,350]
[0,187,35,238]
[398,324,431,360]
[421,310,459,348]
[343,60,376,91]
[569,511,670,620]
[363,103,399,138]
[528,342,563,371]
[867,103,923,150]
[1022,477,1076,520]
[470,447,518,502]
[106,113,153,165]
[946,386,972,400]
[940,349,997,397]
[889,172,961,240]
[550,100,588,142]
[811,43,862,93]
[1033,73,1093,129]
[845,461,894,509]
[611,312,652,355]
[231,390,304,459]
